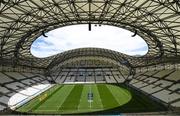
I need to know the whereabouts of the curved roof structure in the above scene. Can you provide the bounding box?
[0,1,180,114]
[0,0,180,69]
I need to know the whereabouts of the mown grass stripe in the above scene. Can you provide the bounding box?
[17,85,59,112]
[77,85,89,110]
[97,84,119,109]
[36,84,75,112]
[17,84,166,114]
[73,84,104,113]
[92,84,103,109]
[30,85,63,111]
[60,84,83,112]
[106,84,131,106]
[57,85,75,111]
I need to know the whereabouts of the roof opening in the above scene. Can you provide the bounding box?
[31,24,148,58]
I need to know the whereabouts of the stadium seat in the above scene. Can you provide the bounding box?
[105,75,116,83]
[152,90,180,103]
[0,73,13,84]
[0,105,6,111]
[140,85,162,94]
[113,74,125,83]
[4,72,26,80]
[166,70,180,81]
[0,96,9,105]
[0,87,10,94]
[5,82,26,90]
[154,80,173,88]
[56,76,66,83]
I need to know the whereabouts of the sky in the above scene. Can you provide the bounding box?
[31,24,148,58]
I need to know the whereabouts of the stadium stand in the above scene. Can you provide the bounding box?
[129,69,180,108]
[0,72,51,111]
[0,105,6,111]
[0,68,179,114]
[105,75,116,83]
[166,70,180,81]
[86,69,95,83]
[21,73,36,77]
[76,75,86,82]
[0,0,180,115]
[53,68,127,83]
[86,75,95,83]
[0,96,9,105]
[0,73,13,84]
[0,87,10,94]
[64,75,76,83]
[4,72,27,80]
[56,75,67,83]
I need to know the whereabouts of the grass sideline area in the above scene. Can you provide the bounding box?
[16,84,166,114]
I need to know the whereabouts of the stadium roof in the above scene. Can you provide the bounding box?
[0,0,180,69]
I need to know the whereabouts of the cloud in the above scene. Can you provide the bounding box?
[31,24,148,58]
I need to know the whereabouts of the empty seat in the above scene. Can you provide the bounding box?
[154,70,173,78]
[113,75,125,83]
[95,75,106,83]
[59,72,68,76]
[21,73,35,77]
[133,72,144,78]
[7,92,16,96]
[171,101,180,107]
[168,84,180,92]
[132,81,148,88]
[41,80,49,84]
[112,71,120,75]
[0,96,9,104]
[140,85,162,94]
[61,69,70,72]
[86,76,95,82]
[56,76,66,83]
[154,80,173,88]
[144,71,158,76]
[5,72,26,80]
[0,105,6,111]
[0,87,10,94]
[166,70,180,81]
[21,79,36,85]
[96,75,104,81]
[129,72,179,108]
[32,77,43,82]
[130,79,139,84]
[152,90,180,103]
[64,76,75,82]
[105,75,116,83]
[76,76,85,82]
[102,68,110,72]
[70,69,78,71]
[0,72,13,84]
[137,75,147,81]
[6,82,25,90]
[36,74,46,79]
[143,77,158,83]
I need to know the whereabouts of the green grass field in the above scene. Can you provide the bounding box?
[17,84,166,114]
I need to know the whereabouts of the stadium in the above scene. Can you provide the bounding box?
[0,0,180,115]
